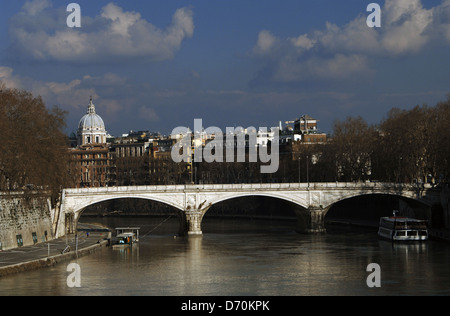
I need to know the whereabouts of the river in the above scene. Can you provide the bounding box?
[1,216,450,296]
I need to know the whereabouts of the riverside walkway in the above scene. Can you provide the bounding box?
[0,225,110,277]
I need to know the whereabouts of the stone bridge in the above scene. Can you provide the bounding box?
[54,182,441,238]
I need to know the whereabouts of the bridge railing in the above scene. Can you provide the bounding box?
[64,182,432,194]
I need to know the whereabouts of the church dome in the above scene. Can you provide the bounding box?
[78,98,105,131]
[77,98,107,146]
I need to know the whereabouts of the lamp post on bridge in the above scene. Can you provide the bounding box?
[307,154,309,187]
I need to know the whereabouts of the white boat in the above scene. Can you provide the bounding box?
[378,211,428,241]
[112,227,140,249]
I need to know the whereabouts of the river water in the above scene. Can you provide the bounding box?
[1,216,450,296]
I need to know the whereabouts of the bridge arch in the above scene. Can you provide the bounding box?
[59,193,187,237]
[324,192,432,225]
[75,196,187,235]
[205,192,309,212]
[321,190,429,211]
[198,193,315,234]
[70,194,186,215]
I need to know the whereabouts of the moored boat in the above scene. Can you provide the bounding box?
[112,227,140,249]
[378,211,428,241]
[112,232,135,249]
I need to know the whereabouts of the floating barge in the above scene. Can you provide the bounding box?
[378,212,428,241]
[112,227,140,249]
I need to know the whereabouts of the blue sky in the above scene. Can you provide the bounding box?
[1,0,449,136]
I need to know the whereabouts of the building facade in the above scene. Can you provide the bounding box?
[71,98,111,187]
[72,144,111,187]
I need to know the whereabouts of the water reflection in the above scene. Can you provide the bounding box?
[1,217,450,296]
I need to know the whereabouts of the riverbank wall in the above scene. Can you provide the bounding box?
[0,192,54,251]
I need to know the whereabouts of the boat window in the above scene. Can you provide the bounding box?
[407,231,418,236]
[419,231,428,236]
[396,231,406,236]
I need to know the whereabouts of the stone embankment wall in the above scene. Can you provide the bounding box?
[0,193,53,251]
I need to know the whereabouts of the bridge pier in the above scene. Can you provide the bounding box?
[295,207,326,234]
[306,208,327,233]
[183,210,204,236]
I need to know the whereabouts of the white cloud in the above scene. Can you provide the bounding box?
[429,0,450,43]
[251,0,450,84]
[381,0,433,54]
[8,2,194,63]
[101,3,141,37]
[0,67,22,89]
[316,19,381,55]
[290,34,316,50]
[21,0,52,16]
[253,30,278,56]
[0,65,163,132]
[35,78,97,112]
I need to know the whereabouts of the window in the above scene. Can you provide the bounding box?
[32,232,38,244]
[16,234,23,247]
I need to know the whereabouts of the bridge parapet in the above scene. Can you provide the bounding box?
[64,182,434,195]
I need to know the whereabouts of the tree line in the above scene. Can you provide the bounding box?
[300,98,450,184]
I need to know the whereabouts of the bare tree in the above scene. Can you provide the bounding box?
[431,98,450,182]
[330,116,376,182]
[0,86,75,203]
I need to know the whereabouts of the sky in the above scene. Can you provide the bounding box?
[0,0,449,137]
